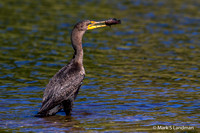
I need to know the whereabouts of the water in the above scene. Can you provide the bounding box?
[0,0,200,132]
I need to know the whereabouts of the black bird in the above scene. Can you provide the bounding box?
[35,19,121,117]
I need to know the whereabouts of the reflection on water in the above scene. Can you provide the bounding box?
[0,0,199,132]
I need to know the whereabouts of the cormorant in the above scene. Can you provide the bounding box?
[35,18,121,117]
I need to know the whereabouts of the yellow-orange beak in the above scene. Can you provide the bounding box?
[87,21,107,30]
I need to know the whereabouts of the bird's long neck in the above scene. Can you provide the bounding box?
[71,29,84,65]
[73,44,83,64]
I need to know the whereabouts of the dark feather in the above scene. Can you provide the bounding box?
[37,59,84,116]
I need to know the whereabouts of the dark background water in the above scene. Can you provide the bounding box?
[0,0,199,132]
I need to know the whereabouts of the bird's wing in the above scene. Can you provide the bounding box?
[38,62,84,114]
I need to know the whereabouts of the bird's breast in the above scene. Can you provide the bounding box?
[80,66,85,75]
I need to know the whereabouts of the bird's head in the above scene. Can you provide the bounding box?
[74,18,121,31]
[71,18,121,53]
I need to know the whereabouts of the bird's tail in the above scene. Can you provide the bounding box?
[34,113,47,117]
[34,104,63,117]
